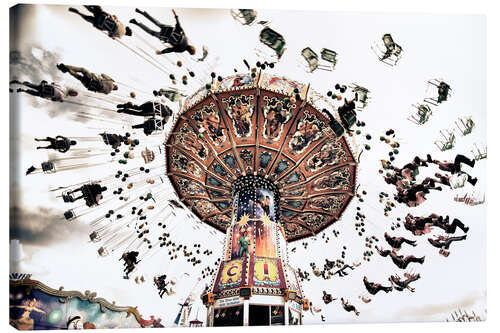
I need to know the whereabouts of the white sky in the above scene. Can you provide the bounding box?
[8,3,487,327]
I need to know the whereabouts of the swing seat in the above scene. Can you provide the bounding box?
[437,83,450,103]
[371,34,403,66]
[328,118,345,137]
[411,105,432,124]
[301,47,319,72]
[151,118,165,134]
[259,27,286,59]
[230,9,258,26]
[382,33,396,50]
[40,84,55,98]
[351,84,371,109]
[320,48,337,64]
[425,80,451,105]
[62,193,74,203]
[89,231,100,242]
[98,246,108,256]
[64,209,75,220]
[341,110,357,129]
[101,133,112,145]
[41,161,56,173]
[96,14,118,33]
[85,78,104,92]
[142,148,155,163]
[81,184,99,207]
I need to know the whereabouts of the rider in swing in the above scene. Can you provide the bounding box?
[68,5,132,39]
[34,135,77,153]
[120,251,140,279]
[10,80,78,102]
[130,9,196,56]
[56,63,118,95]
[154,274,169,298]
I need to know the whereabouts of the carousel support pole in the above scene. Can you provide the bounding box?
[284,301,290,325]
[243,299,250,326]
[207,304,212,327]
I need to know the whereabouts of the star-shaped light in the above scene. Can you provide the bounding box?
[238,214,250,227]
[262,213,273,227]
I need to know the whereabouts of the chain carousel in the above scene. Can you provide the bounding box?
[164,72,358,326]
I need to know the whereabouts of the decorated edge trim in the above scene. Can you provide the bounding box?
[9,277,143,322]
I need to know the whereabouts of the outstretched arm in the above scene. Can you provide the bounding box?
[157,47,174,55]
[172,9,179,23]
[101,73,114,82]
[376,246,390,257]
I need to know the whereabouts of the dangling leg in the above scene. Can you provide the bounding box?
[402,238,417,247]
[117,102,133,109]
[129,19,159,38]
[454,154,475,171]
[69,7,96,24]
[118,102,145,112]
[128,103,144,110]
[117,109,145,116]
[36,137,57,150]
[422,177,436,187]
[465,173,478,186]
[60,65,90,83]
[444,235,467,249]
[17,88,42,97]
[132,123,146,129]
[67,187,83,195]
[447,218,469,234]
[83,5,103,16]
[406,255,425,265]
[61,65,89,77]
[382,285,393,293]
[34,136,52,142]
[36,144,56,150]
[117,102,143,114]
[20,81,43,90]
[140,101,155,113]
[125,265,134,278]
[136,9,164,28]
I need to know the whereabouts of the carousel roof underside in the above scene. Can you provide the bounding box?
[165,73,358,242]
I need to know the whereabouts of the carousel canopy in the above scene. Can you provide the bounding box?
[165,73,358,241]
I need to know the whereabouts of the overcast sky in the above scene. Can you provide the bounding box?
[9,4,486,326]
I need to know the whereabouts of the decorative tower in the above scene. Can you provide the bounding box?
[164,73,358,326]
[201,175,306,326]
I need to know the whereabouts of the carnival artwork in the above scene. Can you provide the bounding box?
[230,217,255,260]
[191,103,227,146]
[218,259,244,291]
[253,258,281,287]
[222,94,255,138]
[9,279,142,330]
[261,96,294,142]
